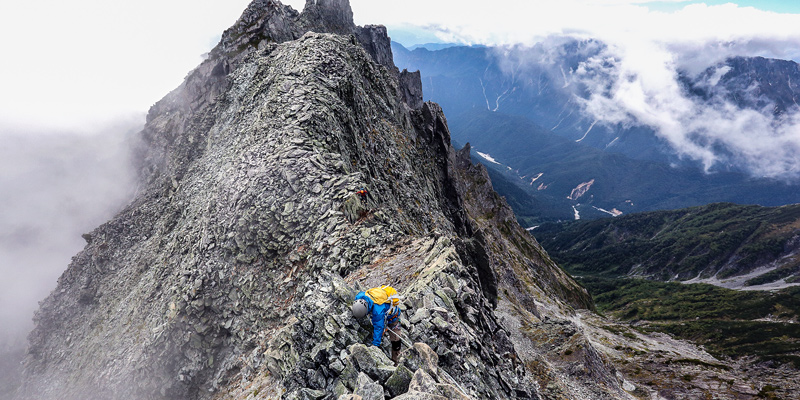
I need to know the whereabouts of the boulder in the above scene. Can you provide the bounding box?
[352,372,383,400]
[384,364,414,397]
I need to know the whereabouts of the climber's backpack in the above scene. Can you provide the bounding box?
[366,285,400,306]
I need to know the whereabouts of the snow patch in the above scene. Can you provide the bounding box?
[560,66,570,88]
[479,77,490,111]
[530,172,544,185]
[525,226,540,231]
[476,151,501,165]
[567,179,595,200]
[493,87,516,112]
[576,120,597,142]
[708,65,732,87]
[592,206,623,217]
[572,205,581,220]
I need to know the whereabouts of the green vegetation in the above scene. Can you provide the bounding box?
[582,277,800,367]
[758,384,779,399]
[583,278,800,321]
[535,202,800,284]
[532,202,800,368]
[650,320,800,368]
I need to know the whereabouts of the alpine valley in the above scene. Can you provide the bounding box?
[6,1,800,400]
[392,41,800,224]
[392,28,800,399]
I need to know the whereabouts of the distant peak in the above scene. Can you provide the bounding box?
[301,0,354,35]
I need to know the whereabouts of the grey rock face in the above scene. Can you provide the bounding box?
[14,1,764,400]
[20,6,540,396]
[355,25,396,71]
[399,69,424,110]
[299,0,355,35]
[138,0,411,186]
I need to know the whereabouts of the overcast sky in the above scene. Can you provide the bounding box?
[2,0,800,133]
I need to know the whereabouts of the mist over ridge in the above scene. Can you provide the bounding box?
[0,121,141,340]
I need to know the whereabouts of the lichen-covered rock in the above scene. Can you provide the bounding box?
[392,392,447,400]
[348,344,395,382]
[401,343,439,378]
[385,365,413,397]
[353,372,383,400]
[410,369,440,393]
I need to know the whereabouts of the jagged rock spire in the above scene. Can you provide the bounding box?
[300,0,355,34]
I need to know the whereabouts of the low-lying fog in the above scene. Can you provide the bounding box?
[0,119,142,395]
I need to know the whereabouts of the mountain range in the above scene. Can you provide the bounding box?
[391,29,800,389]
[453,110,800,225]
[392,41,800,223]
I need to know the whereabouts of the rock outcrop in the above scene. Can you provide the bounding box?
[14,1,782,399]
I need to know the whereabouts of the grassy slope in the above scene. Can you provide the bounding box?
[533,202,800,368]
[535,202,800,283]
[583,277,800,367]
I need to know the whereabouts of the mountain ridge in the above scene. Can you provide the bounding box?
[14,1,613,399]
[12,1,799,399]
[392,41,800,223]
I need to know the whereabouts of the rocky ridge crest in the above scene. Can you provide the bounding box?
[14,1,786,399]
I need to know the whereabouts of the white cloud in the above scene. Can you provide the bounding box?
[576,47,800,177]
[352,1,800,52]
[0,0,252,132]
[3,0,800,132]
[0,122,140,340]
[355,0,800,178]
[559,4,800,178]
[4,0,799,132]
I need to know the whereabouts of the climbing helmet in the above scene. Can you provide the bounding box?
[352,298,369,318]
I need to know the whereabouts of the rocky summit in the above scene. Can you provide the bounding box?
[14,1,799,400]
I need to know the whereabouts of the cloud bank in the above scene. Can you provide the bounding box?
[0,0,251,132]
[574,49,800,177]
[0,122,139,345]
[353,0,800,178]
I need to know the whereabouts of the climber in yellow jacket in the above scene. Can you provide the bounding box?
[352,285,402,363]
